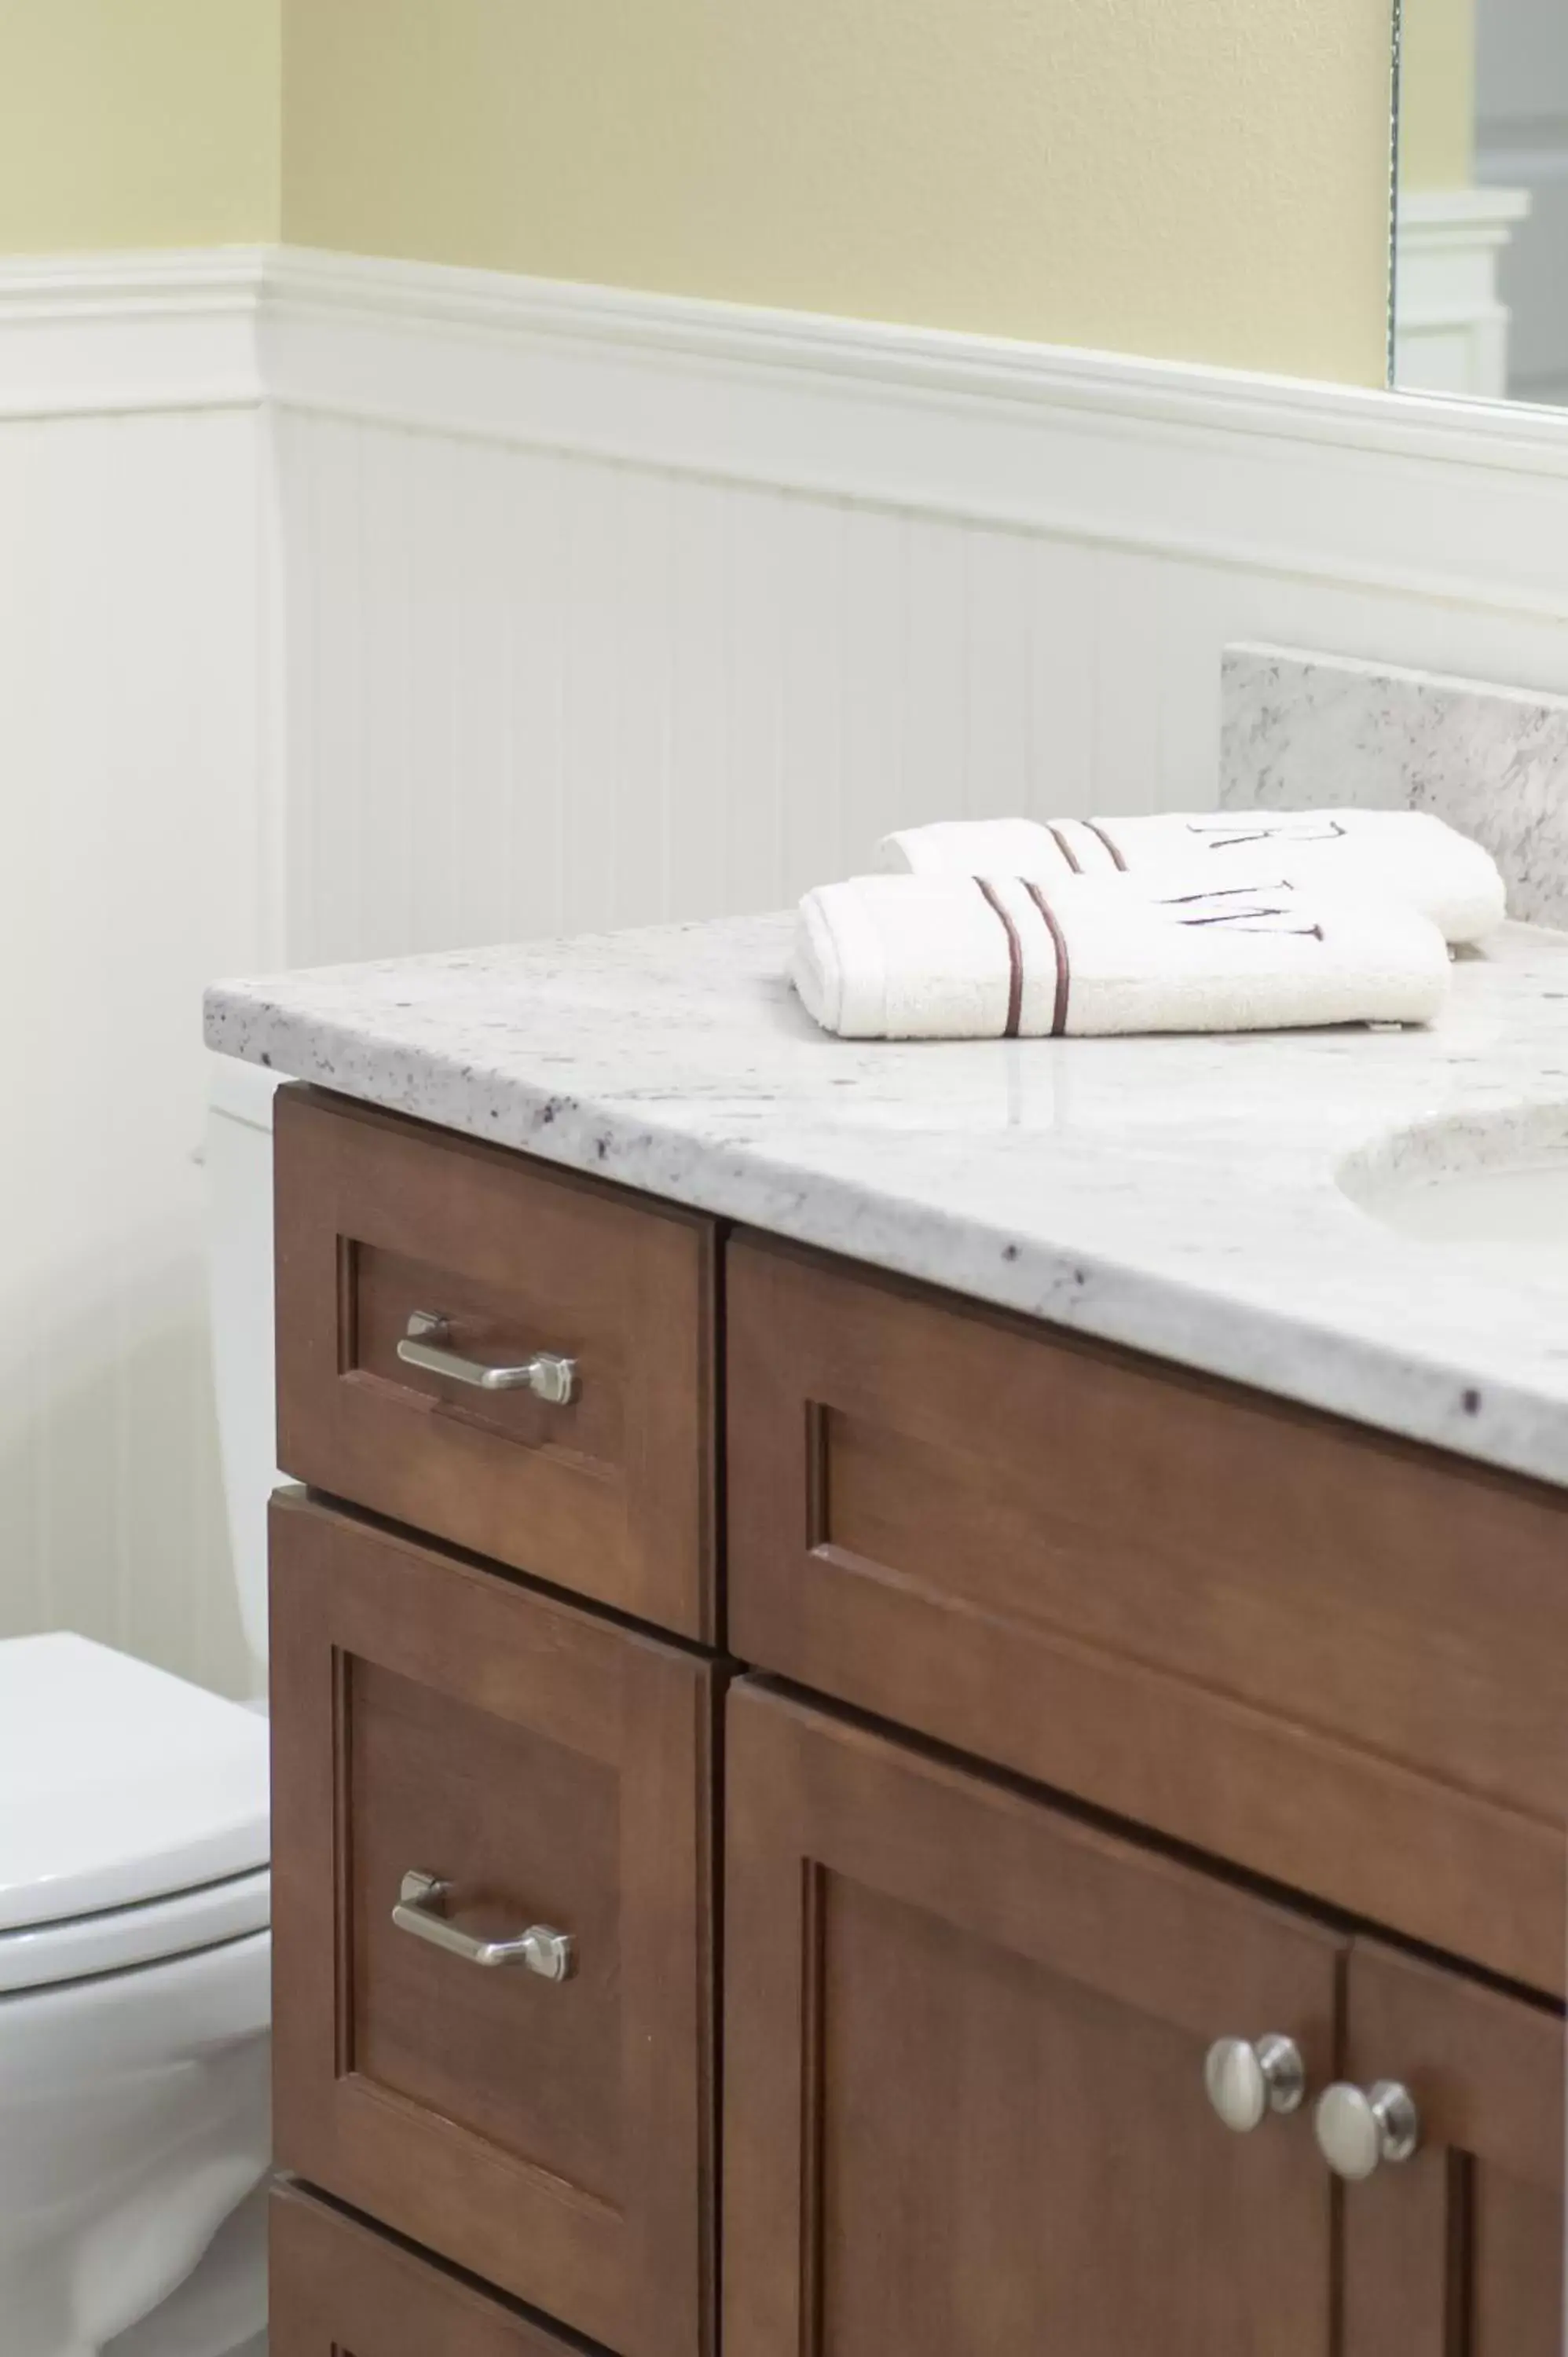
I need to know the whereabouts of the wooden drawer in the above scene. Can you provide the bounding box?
[727,1233,1568,1994]
[270,2183,584,2357]
[275,1087,717,1640]
[269,1490,716,2357]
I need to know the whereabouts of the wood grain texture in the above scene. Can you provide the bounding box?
[269,1489,716,2357]
[727,1230,1568,1992]
[275,1086,718,1639]
[1342,1940,1565,2357]
[269,2183,589,2355]
[724,1678,1342,2357]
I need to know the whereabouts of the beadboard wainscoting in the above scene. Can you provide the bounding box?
[259,251,1568,970]
[0,253,278,1696]
[7,243,1568,1694]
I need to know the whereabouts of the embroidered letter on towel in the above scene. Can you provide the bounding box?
[877,809,1507,947]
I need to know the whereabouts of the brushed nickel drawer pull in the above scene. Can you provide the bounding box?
[396,1310,578,1406]
[392,1870,576,1981]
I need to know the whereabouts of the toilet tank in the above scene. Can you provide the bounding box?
[205,1058,284,1687]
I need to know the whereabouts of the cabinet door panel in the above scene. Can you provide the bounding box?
[1342,1941,1564,2356]
[724,1680,1342,2357]
[269,2183,582,2356]
[269,1490,716,2357]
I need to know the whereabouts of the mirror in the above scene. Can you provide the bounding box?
[1394,0,1568,404]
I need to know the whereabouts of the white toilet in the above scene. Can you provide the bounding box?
[0,1058,283,2357]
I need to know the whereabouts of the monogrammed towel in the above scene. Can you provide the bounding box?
[791,871,1453,1039]
[876,809,1506,948]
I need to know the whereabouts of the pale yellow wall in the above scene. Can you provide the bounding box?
[0,0,1396,379]
[282,0,1394,385]
[0,0,279,251]
[1400,0,1477,189]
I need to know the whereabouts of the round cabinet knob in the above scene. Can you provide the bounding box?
[1203,2034,1306,2133]
[1313,2080,1421,2180]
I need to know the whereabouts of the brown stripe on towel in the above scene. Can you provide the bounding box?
[1083,819,1129,871]
[1046,822,1083,874]
[1024,882,1072,1036]
[975,878,1024,1037]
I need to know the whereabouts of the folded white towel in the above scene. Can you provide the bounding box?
[877,810,1507,947]
[792,871,1452,1039]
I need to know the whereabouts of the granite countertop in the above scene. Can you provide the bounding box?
[206,913,1568,1490]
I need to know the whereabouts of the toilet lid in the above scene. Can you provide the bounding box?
[0,1633,269,1934]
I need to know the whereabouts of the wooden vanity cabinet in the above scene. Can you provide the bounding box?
[269,1091,1566,2357]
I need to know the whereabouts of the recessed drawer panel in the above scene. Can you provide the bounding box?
[726,1233,1568,1995]
[275,1087,717,1639]
[269,1490,716,2357]
[270,2183,587,2357]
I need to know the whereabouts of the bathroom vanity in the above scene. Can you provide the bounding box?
[208,912,1568,2357]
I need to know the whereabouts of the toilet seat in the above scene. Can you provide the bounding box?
[0,1633,269,1993]
[0,1866,271,1994]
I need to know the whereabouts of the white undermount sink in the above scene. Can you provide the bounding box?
[1339,1107,1568,1280]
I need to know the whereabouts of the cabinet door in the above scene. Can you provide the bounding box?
[724,1681,1342,2357]
[269,2183,582,2355]
[1340,1941,1564,2355]
[269,1490,716,2357]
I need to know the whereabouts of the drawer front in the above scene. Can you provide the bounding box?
[269,1491,716,2357]
[727,1233,1568,1994]
[270,2183,583,2356]
[276,1087,717,1640]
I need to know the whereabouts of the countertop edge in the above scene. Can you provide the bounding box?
[204,981,1567,1494]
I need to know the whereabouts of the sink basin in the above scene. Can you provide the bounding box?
[1339,1107,1568,1277]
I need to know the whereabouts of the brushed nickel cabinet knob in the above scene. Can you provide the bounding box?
[1314,2080,1421,2179]
[1203,2034,1306,2133]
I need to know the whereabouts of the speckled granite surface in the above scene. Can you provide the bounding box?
[208,915,1568,1490]
[1221,644,1568,928]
